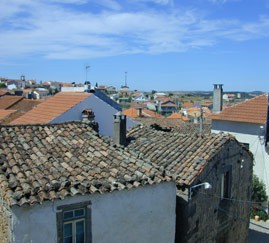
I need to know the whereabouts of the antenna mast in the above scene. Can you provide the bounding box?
[125,71,127,87]
[85,65,90,82]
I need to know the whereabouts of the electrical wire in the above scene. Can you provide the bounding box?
[218,206,269,231]
[196,190,268,207]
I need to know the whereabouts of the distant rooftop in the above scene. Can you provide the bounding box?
[210,94,268,125]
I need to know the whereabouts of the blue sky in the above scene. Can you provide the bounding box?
[1,0,269,91]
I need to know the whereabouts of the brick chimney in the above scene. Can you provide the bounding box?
[213,84,223,113]
[113,111,126,146]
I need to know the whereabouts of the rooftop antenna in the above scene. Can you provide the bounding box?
[85,65,90,82]
[125,71,127,87]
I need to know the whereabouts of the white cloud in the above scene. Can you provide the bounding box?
[207,0,227,4]
[0,0,269,60]
[130,0,173,5]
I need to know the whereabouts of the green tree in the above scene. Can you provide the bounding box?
[0,83,7,88]
[252,174,268,203]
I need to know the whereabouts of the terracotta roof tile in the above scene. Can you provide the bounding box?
[182,102,194,108]
[123,108,162,118]
[10,92,92,124]
[127,125,241,186]
[167,113,183,119]
[133,117,210,134]
[0,122,171,206]
[0,90,9,96]
[210,94,268,124]
[0,96,24,109]
[0,110,16,121]
[3,99,42,124]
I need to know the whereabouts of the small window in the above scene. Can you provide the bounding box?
[57,201,91,243]
[221,171,231,199]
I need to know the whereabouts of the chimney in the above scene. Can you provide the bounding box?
[137,107,142,117]
[84,81,90,92]
[82,109,99,133]
[113,111,126,146]
[213,84,223,113]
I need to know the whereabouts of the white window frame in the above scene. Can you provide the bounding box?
[57,201,91,243]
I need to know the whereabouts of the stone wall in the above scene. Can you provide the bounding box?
[0,196,11,243]
[176,140,253,243]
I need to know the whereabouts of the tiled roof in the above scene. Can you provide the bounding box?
[161,103,177,107]
[0,122,171,206]
[10,92,91,124]
[127,125,240,186]
[202,101,212,107]
[3,99,42,124]
[0,110,16,121]
[133,117,211,134]
[0,90,9,96]
[0,96,24,109]
[210,94,268,124]
[167,113,183,119]
[182,102,194,108]
[123,108,162,118]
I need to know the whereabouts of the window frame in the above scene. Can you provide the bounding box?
[57,201,92,243]
[220,165,232,200]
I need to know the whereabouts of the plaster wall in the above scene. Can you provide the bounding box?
[212,120,269,195]
[11,182,176,243]
[51,94,136,137]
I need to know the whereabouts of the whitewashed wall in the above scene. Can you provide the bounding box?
[51,94,136,137]
[11,182,176,243]
[212,120,269,195]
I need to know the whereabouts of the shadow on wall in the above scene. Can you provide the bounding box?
[175,195,189,243]
[248,229,269,243]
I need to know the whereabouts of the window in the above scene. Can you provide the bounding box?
[221,170,231,199]
[57,201,91,243]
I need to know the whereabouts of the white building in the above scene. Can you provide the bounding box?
[211,94,269,194]
[0,122,176,243]
[10,89,136,137]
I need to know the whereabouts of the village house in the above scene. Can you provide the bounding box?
[9,89,136,137]
[0,120,176,243]
[126,124,253,243]
[210,91,269,195]
[158,99,178,115]
[0,102,253,243]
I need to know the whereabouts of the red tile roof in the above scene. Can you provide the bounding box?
[0,96,24,109]
[167,113,183,119]
[0,110,16,121]
[10,92,92,124]
[3,99,43,124]
[210,94,268,124]
[123,107,162,118]
[182,102,194,108]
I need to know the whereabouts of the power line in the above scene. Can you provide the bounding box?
[218,206,269,231]
[196,190,268,206]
